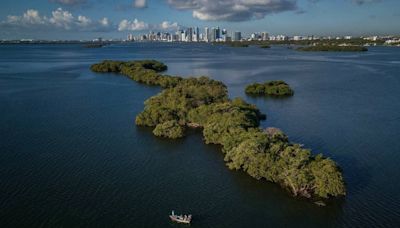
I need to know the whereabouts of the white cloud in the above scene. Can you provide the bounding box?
[118,19,149,31]
[99,17,109,27]
[77,15,91,27]
[23,9,45,24]
[1,8,111,32]
[49,8,74,29]
[160,21,179,30]
[167,0,297,21]
[133,0,147,8]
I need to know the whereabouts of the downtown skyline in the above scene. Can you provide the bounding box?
[0,0,399,40]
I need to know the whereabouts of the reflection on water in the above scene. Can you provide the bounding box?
[0,43,399,227]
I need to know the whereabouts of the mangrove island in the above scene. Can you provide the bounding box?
[90,60,345,200]
[297,45,368,52]
[245,80,294,96]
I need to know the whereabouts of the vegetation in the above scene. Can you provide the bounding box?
[216,38,384,47]
[153,120,185,139]
[260,45,271,49]
[91,60,345,200]
[83,44,105,48]
[297,45,368,52]
[245,81,294,96]
[229,42,249,48]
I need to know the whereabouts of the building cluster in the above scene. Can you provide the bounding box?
[126,26,392,43]
[127,26,247,42]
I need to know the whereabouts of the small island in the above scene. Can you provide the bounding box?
[245,80,294,96]
[297,45,368,52]
[83,43,106,48]
[259,45,271,49]
[91,60,345,200]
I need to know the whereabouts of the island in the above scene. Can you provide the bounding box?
[229,42,249,48]
[245,80,294,96]
[83,43,106,48]
[90,60,345,200]
[259,45,271,49]
[297,45,368,52]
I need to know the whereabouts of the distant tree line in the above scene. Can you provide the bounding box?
[297,45,368,52]
[91,60,346,200]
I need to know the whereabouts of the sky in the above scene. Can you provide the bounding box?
[0,0,399,40]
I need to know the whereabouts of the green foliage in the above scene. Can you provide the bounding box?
[297,45,368,52]
[260,45,271,49]
[245,80,294,96]
[153,120,185,139]
[229,42,249,47]
[310,155,346,198]
[138,60,168,72]
[91,59,346,200]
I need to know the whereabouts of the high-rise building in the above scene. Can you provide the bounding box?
[127,34,134,41]
[211,27,217,42]
[187,27,193,42]
[204,27,210,42]
[233,31,242,41]
[262,32,269,41]
[222,29,227,41]
[195,27,200,42]
[215,27,221,40]
[181,30,186,42]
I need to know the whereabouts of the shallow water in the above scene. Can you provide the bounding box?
[0,43,399,227]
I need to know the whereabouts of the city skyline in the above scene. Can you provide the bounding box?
[1,0,399,40]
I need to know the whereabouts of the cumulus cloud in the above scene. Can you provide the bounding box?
[49,0,88,6]
[118,19,149,31]
[166,0,297,21]
[0,8,111,32]
[160,21,179,30]
[133,0,147,8]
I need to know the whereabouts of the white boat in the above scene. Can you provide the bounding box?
[169,210,192,224]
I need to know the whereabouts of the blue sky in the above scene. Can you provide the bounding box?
[0,0,399,39]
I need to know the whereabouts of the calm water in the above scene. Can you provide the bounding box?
[0,43,399,227]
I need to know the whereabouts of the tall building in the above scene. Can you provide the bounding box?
[209,27,222,42]
[195,27,200,42]
[262,32,269,41]
[187,27,193,42]
[233,31,241,41]
[180,30,186,42]
[127,34,134,41]
[211,27,217,42]
[204,27,210,42]
[215,27,221,40]
[222,29,227,41]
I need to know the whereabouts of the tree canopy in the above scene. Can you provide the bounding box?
[245,80,294,96]
[91,60,345,200]
[297,45,368,52]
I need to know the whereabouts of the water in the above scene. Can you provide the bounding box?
[0,43,399,227]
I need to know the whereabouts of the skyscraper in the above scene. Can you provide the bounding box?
[262,32,269,41]
[222,29,229,42]
[195,27,200,42]
[204,27,210,42]
[209,27,222,42]
[216,27,221,40]
[233,31,242,41]
[187,27,193,42]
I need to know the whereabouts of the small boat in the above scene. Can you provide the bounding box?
[169,210,192,224]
